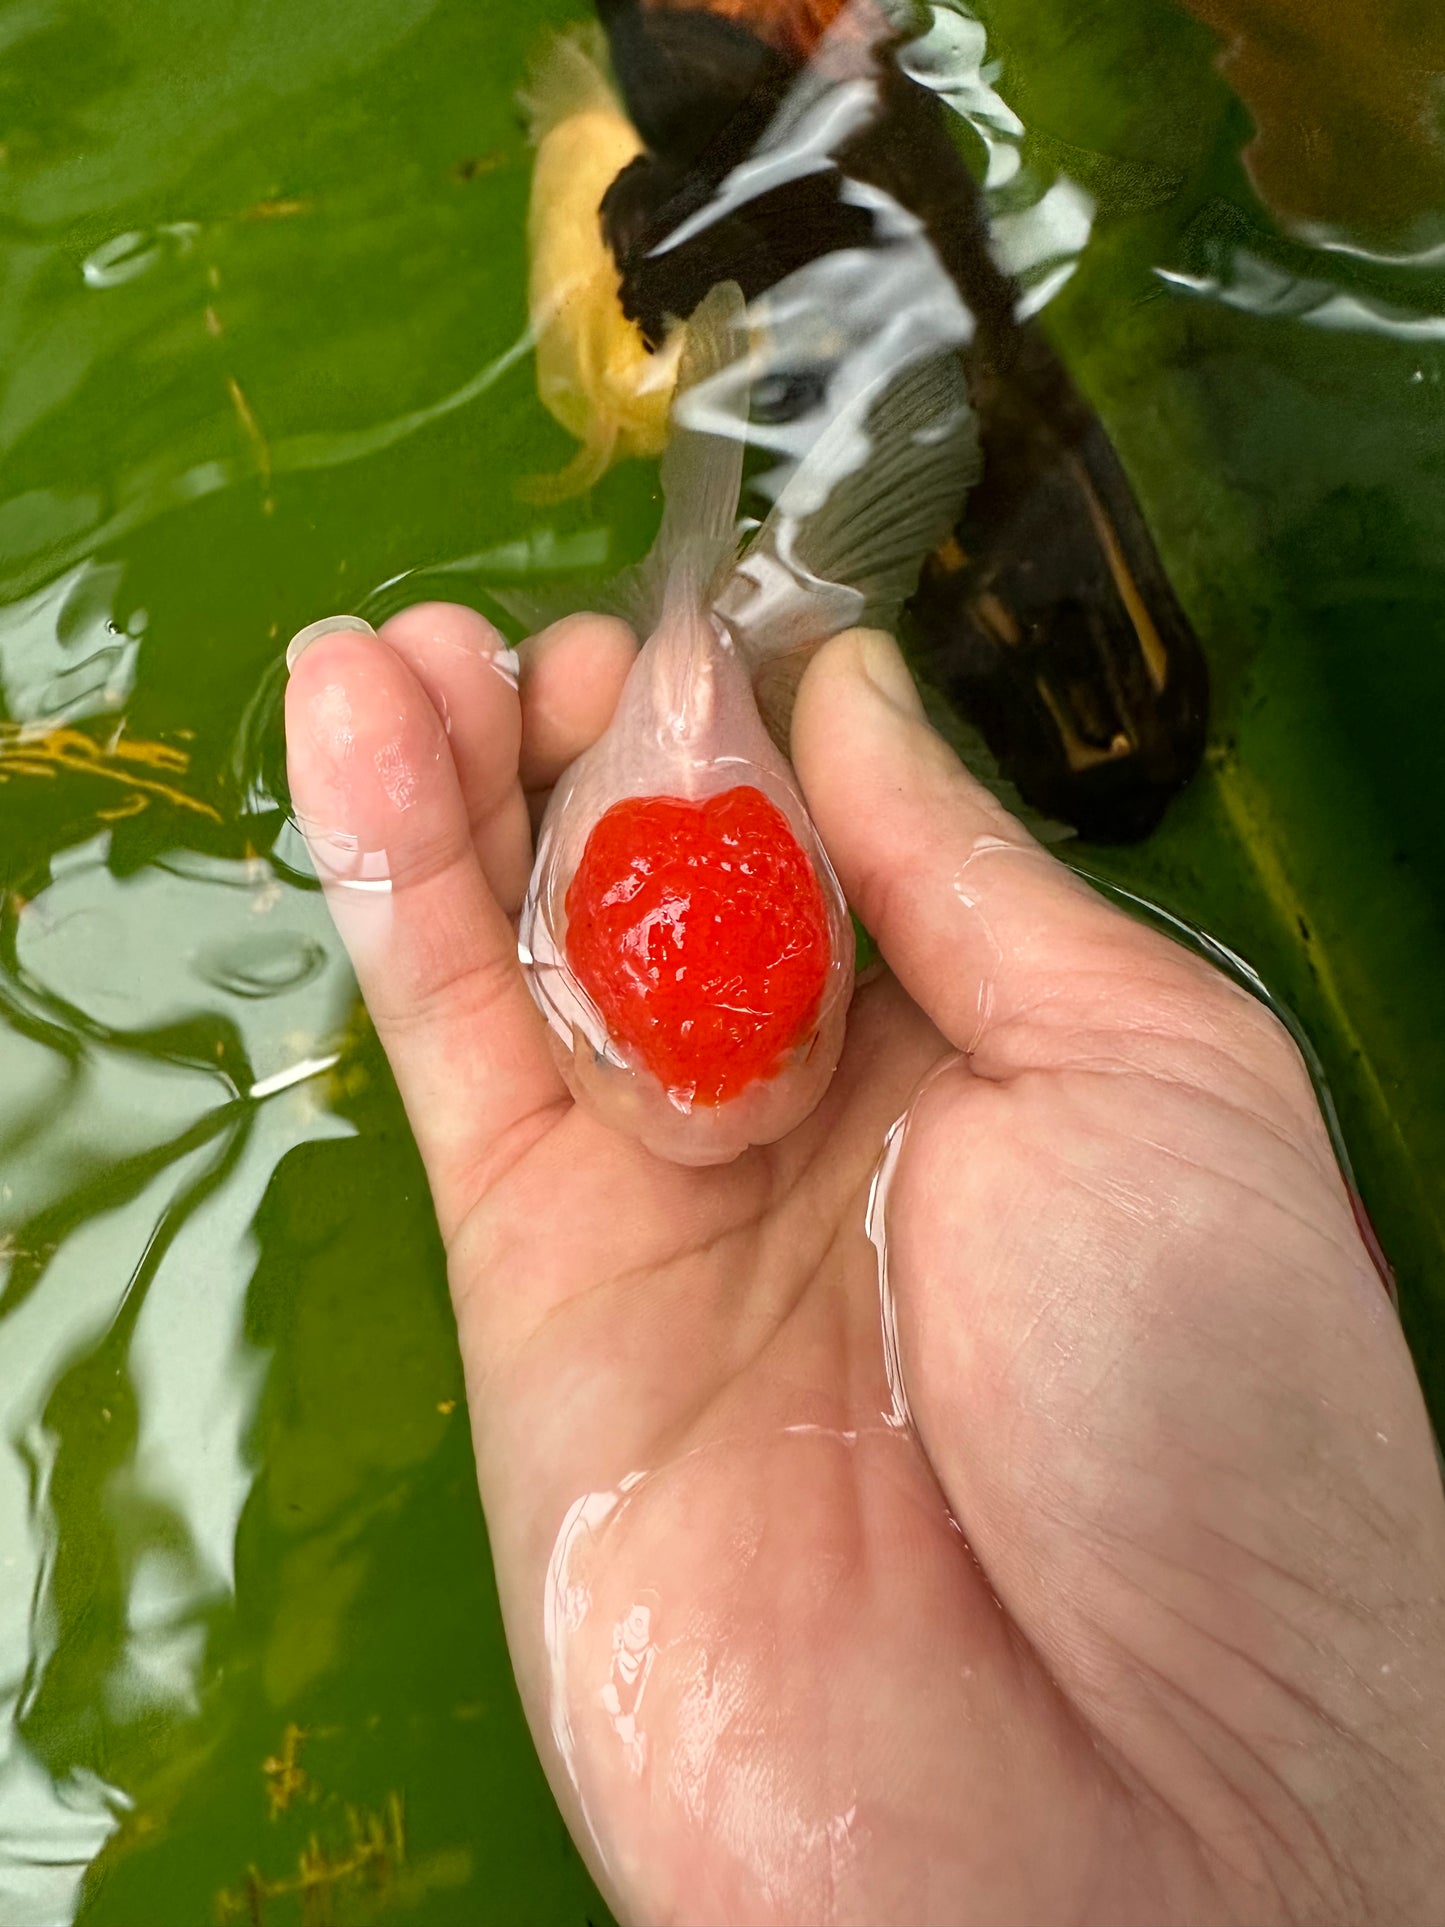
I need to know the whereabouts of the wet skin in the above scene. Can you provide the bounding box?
[285,601,1445,1927]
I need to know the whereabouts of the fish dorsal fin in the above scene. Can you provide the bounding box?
[716,347,981,663]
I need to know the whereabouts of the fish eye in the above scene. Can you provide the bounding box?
[751,369,828,425]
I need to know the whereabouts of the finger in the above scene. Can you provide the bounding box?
[518,612,638,800]
[285,623,567,1240]
[792,629,1290,1095]
[373,602,532,914]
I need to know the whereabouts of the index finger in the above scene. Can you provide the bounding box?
[285,620,568,1242]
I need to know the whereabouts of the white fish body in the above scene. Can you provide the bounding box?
[518,285,979,1165]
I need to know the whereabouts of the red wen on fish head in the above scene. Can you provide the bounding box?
[564,785,831,1105]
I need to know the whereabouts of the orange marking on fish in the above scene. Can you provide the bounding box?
[639,0,856,61]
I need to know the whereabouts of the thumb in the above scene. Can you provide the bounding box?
[791,628,1174,1073]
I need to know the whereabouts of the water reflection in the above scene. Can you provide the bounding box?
[0,1745,128,1927]
[2,3,623,1921]
[1158,197,1445,342]
[81,226,201,293]
[0,835,355,1924]
[1159,251,1445,343]
[0,566,142,729]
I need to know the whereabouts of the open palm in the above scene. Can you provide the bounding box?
[286,603,1445,1927]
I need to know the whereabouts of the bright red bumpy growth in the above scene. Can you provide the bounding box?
[564,785,832,1105]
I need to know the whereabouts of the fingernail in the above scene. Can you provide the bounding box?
[854,629,927,721]
[286,614,377,675]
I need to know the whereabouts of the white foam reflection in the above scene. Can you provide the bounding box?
[0,1738,128,1927]
[899,0,1095,311]
[81,223,201,291]
[1158,252,1445,342]
[897,2,1025,189]
[0,563,140,728]
[0,841,356,1900]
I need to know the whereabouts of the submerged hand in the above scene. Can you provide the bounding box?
[285,603,1445,1927]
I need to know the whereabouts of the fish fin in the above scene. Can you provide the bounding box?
[519,22,618,145]
[651,281,750,570]
[577,279,751,638]
[718,350,981,671]
[753,650,812,756]
[517,427,619,508]
[919,679,1078,846]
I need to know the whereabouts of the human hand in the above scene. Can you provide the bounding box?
[285,602,1445,1926]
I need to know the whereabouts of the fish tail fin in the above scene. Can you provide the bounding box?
[753,650,813,756]
[642,279,750,609]
[717,350,981,734]
[585,280,750,638]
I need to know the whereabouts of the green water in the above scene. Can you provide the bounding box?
[0,1,1440,1922]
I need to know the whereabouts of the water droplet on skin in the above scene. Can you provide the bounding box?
[950,834,1060,1052]
[192,930,327,1000]
[867,1111,914,1431]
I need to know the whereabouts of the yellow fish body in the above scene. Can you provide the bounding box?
[523,30,683,500]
